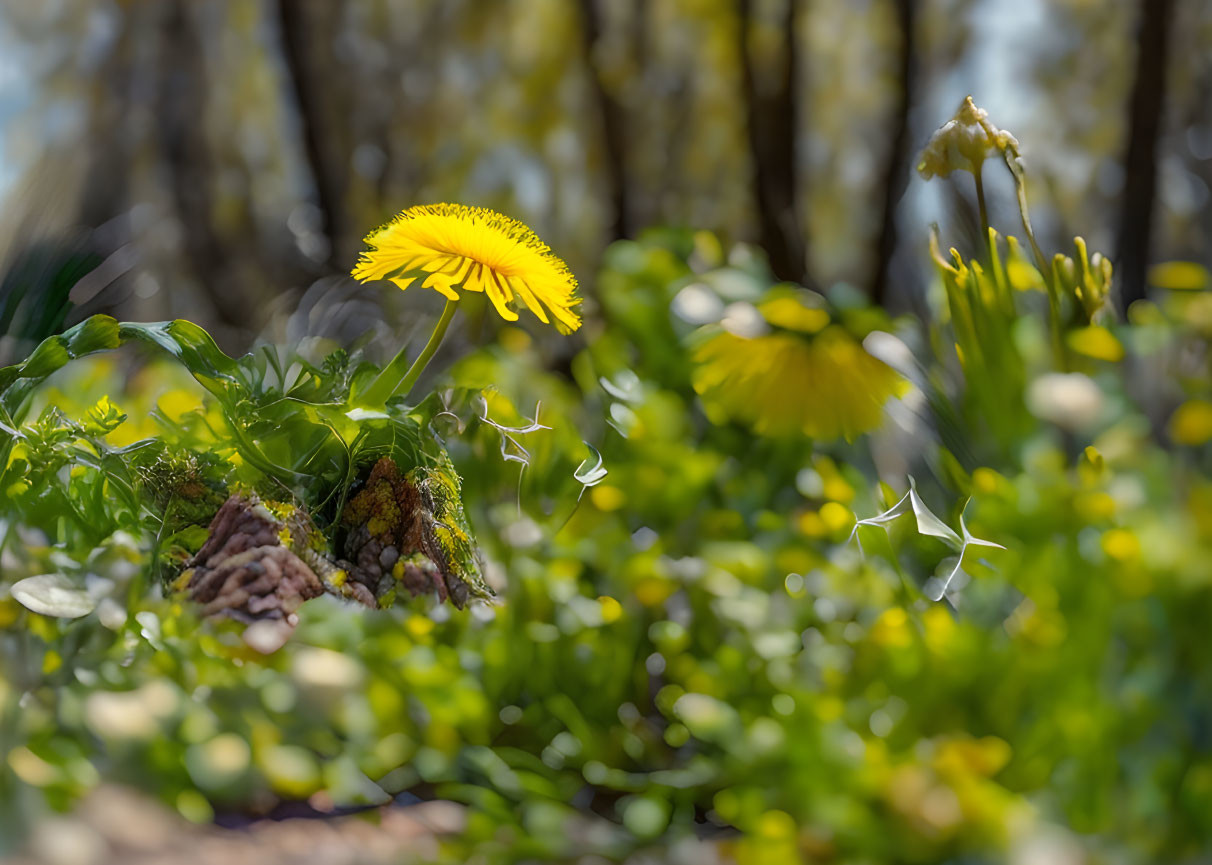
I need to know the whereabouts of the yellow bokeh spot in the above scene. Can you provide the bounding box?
[634,576,676,607]
[935,735,1012,778]
[758,295,830,334]
[1190,483,1212,536]
[823,476,854,503]
[405,614,435,638]
[815,456,855,503]
[1170,399,1212,446]
[922,605,955,653]
[1067,326,1124,362]
[26,614,57,642]
[1074,491,1116,521]
[1149,261,1209,291]
[972,467,1003,495]
[158,388,202,422]
[590,484,626,512]
[693,231,725,268]
[796,510,827,538]
[871,608,914,648]
[814,696,844,721]
[498,326,532,353]
[754,808,798,839]
[818,502,853,533]
[1102,528,1140,562]
[597,595,623,624]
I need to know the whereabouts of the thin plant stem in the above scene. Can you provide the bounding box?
[973,162,990,248]
[360,299,458,407]
[1002,151,1068,370]
[223,413,303,486]
[1003,151,1049,278]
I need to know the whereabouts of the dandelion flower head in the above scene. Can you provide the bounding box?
[352,203,581,333]
[692,290,906,441]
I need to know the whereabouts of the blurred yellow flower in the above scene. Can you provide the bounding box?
[870,608,914,648]
[597,595,623,624]
[1170,399,1212,446]
[352,203,581,332]
[1066,325,1124,362]
[693,325,905,441]
[757,288,830,334]
[1101,528,1140,562]
[1149,260,1209,291]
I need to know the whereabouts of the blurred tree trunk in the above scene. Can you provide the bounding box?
[736,0,807,286]
[276,0,356,267]
[577,0,634,240]
[1114,0,1175,312]
[77,8,142,232]
[628,0,655,230]
[870,0,917,307]
[156,0,260,332]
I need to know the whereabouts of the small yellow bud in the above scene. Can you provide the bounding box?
[1053,237,1115,322]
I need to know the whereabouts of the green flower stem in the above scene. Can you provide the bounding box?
[225,415,305,486]
[972,162,991,246]
[1003,151,1050,279]
[360,299,458,407]
[1002,151,1069,370]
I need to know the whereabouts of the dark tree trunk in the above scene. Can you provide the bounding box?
[1114,0,1176,312]
[155,0,259,332]
[77,6,141,232]
[870,0,917,307]
[736,0,807,285]
[276,0,355,267]
[577,0,634,241]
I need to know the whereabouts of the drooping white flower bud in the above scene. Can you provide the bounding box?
[917,96,1020,180]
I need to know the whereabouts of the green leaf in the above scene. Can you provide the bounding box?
[0,315,240,421]
[573,441,608,488]
[82,396,127,437]
[10,573,96,618]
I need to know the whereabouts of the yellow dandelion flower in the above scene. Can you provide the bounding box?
[693,325,906,441]
[352,203,581,333]
[757,288,830,334]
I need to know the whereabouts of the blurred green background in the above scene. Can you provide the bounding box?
[0,0,1209,355]
[3,3,1212,865]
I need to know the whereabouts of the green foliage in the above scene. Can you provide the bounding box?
[4,182,1212,865]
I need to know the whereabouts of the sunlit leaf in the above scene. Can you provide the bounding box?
[574,442,609,488]
[11,573,96,618]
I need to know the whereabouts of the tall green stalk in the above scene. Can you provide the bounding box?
[973,162,991,244]
[1003,151,1068,370]
[359,299,458,407]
